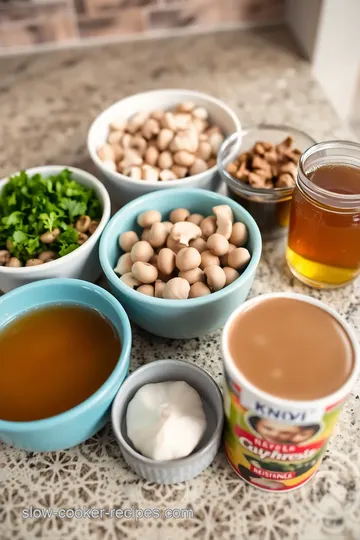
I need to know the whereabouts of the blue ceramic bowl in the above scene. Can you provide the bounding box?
[100,189,262,339]
[0,278,131,451]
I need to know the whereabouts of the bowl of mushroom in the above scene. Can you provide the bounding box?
[99,188,262,339]
[88,89,241,207]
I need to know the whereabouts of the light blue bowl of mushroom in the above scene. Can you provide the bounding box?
[99,188,262,339]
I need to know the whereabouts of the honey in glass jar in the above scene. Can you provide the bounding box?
[286,141,360,288]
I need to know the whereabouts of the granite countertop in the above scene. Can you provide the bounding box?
[0,26,359,540]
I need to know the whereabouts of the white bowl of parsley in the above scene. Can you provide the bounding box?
[0,166,111,293]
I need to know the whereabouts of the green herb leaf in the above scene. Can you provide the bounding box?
[0,170,101,264]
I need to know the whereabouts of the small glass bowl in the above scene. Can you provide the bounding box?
[217,125,316,240]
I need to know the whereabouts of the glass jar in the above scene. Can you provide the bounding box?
[286,141,360,288]
[217,127,316,240]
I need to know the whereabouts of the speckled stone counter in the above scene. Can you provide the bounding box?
[0,27,359,540]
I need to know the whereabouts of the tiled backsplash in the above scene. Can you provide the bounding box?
[0,0,284,53]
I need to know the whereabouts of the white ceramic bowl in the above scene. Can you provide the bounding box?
[87,89,241,207]
[0,165,111,293]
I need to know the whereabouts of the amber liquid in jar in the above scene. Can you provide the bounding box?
[287,164,360,287]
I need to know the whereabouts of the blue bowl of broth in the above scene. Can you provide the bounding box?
[0,278,131,451]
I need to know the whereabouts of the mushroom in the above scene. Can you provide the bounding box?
[200,216,216,239]
[166,235,186,254]
[200,250,220,270]
[169,208,190,223]
[6,257,21,267]
[223,266,240,286]
[207,233,229,256]
[114,253,133,275]
[120,272,141,288]
[189,237,208,253]
[176,247,201,272]
[89,220,100,235]
[119,231,139,252]
[178,267,205,285]
[229,222,248,247]
[137,284,155,296]
[189,282,211,298]
[40,231,56,244]
[38,251,57,263]
[213,205,233,240]
[0,249,10,266]
[148,222,168,249]
[137,210,162,229]
[132,261,158,284]
[170,221,202,246]
[186,214,204,226]
[228,247,251,270]
[204,265,226,291]
[25,258,44,267]
[158,248,176,275]
[154,280,166,298]
[75,215,91,233]
[163,277,190,300]
[130,241,154,263]
[77,232,88,245]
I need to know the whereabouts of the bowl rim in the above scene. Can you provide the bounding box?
[0,165,111,274]
[87,88,242,187]
[217,124,317,197]
[0,278,132,430]
[99,188,262,307]
[111,359,224,467]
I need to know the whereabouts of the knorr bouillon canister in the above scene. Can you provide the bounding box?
[221,293,359,492]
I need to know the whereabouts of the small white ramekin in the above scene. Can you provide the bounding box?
[87,89,241,206]
[0,165,111,293]
[111,359,224,484]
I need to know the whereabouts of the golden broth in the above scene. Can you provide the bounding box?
[0,305,121,422]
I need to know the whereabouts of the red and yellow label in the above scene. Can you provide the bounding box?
[223,375,344,491]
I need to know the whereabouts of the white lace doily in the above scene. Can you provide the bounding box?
[1,239,359,540]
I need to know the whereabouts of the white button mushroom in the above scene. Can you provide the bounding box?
[148,222,168,248]
[166,235,186,254]
[158,248,176,275]
[141,228,152,242]
[220,243,236,266]
[207,233,229,256]
[200,250,220,270]
[163,277,190,300]
[170,221,202,246]
[200,216,216,239]
[114,252,133,275]
[120,273,141,288]
[189,237,208,254]
[204,265,226,291]
[223,266,240,286]
[186,213,204,226]
[178,267,205,285]
[154,280,166,298]
[162,221,173,234]
[137,284,155,296]
[228,247,251,270]
[118,231,139,252]
[176,247,201,272]
[130,241,154,263]
[132,261,158,284]
[229,222,248,247]
[137,210,162,228]
[213,205,233,239]
[189,282,211,298]
[169,208,190,223]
